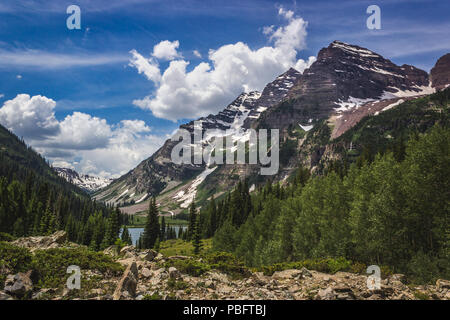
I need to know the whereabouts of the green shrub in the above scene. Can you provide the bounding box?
[31,247,124,289]
[203,252,251,279]
[165,259,210,277]
[413,291,430,300]
[167,278,189,290]
[0,241,33,272]
[0,232,16,242]
[143,292,162,300]
[258,257,357,276]
[0,242,33,289]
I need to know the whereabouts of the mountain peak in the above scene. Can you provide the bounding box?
[54,167,112,193]
[431,53,450,90]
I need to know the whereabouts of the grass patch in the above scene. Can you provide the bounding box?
[159,238,212,257]
[167,278,189,290]
[257,257,362,276]
[143,292,163,300]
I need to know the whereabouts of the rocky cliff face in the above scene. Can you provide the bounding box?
[431,53,450,90]
[94,68,301,206]
[95,41,449,211]
[257,41,430,129]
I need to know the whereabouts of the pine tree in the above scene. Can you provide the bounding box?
[121,225,132,245]
[142,197,160,249]
[187,200,197,240]
[160,216,166,241]
[192,214,202,255]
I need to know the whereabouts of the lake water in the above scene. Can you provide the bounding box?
[125,226,187,246]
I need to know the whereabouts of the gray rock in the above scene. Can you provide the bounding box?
[0,291,14,300]
[113,262,138,300]
[169,267,181,279]
[436,279,450,290]
[272,269,303,280]
[317,287,336,300]
[141,267,152,278]
[4,271,33,297]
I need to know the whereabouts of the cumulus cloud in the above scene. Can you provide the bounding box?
[130,8,316,121]
[0,94,60,139]
[0,94,165,178]
[152,40,182,60]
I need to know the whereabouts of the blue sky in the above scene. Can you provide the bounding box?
[0,0,448,177]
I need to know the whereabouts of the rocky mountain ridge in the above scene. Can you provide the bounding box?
[93,67,302,208]
[94,41,450,213]
[54,167,112,193]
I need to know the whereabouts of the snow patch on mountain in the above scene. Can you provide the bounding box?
[54,167,113,193]
[173,166,218,208]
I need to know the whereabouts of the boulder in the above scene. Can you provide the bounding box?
[11,231,68,252]
[169,267,181,279]
[316,287,336,300]
[113,262,138,300]
[389,274,406,284]
[141,267,152,279]
[0,291,14,300]
[103,245,119,257]
[139,250,157,261]
[4,271,33,297]
[120,246,137,259]
[436,279,450,290]
[272,269,303,280]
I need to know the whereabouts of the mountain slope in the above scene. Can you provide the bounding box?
[95,41,449,215]
[256,40,431,130]
[0,123,119,248]
[54,167,113,193]
[94,68,302,208]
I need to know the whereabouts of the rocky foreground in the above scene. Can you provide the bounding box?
[1,232,449,300]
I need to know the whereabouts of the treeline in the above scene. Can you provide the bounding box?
[204,125,449,283]
[0,125,126,250]
[136,198,186,249]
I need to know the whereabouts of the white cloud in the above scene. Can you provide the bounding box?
[0,49,128,69]
[0,94,165,178]
[0,94,4,99]
[152,40,182,60]
[129,49,161,83]
[193,50,202,58]
[16,74,22,79]
[0,94,60,139]
[42,112,112,150]
[130,8,315,121]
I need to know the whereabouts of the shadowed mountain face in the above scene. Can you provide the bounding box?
[94,41,449,209]
[431,53,450,90]
[256,41,430,130]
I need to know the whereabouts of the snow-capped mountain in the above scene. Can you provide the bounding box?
[94,67,302,207]
[54,167,112,193]
[257,40,431,129]
[94,40,449,211]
